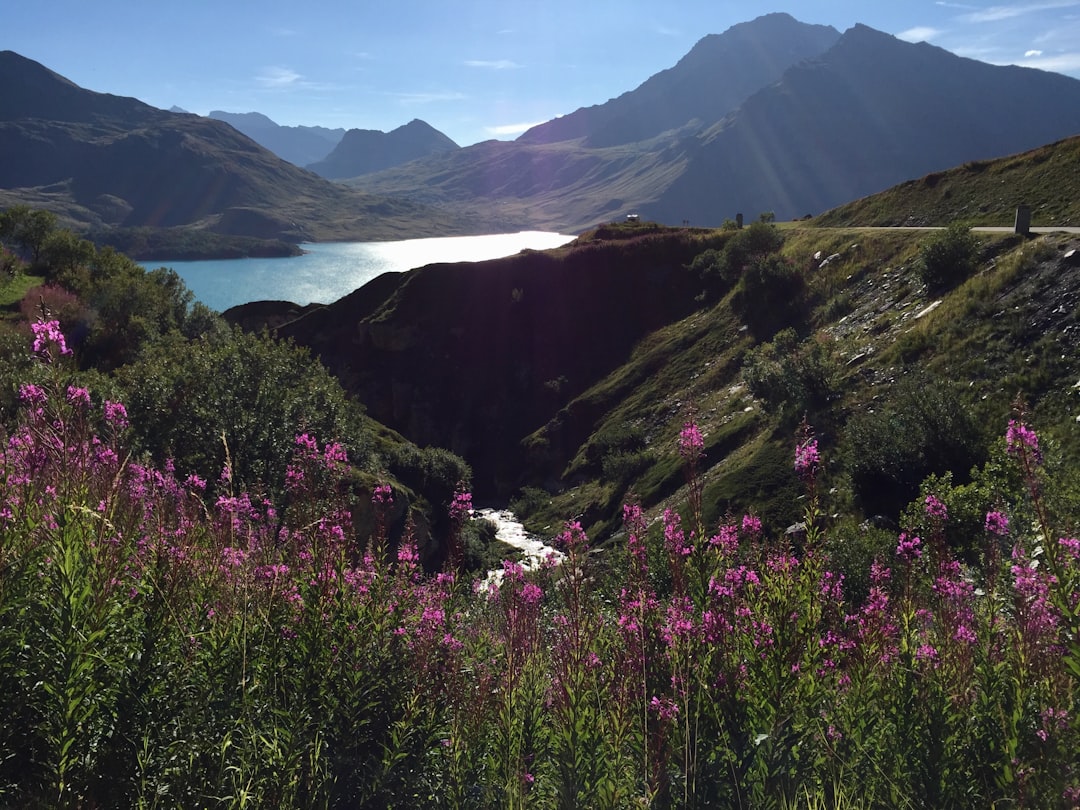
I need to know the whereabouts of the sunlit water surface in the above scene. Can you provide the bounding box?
[146,231,576,312]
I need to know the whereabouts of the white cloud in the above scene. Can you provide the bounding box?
[1026,48,1045,55]
[1014,50,1080,70]
[897,26,945,42]
[256,66,303,88]
[963,1,1080,23]
[485,121,546,136]
[464,59,521,70]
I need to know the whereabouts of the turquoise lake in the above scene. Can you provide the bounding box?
[144,231,576,312]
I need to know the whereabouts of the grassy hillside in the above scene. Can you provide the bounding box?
[816,134,1080,227]
[520,223,1076,538]
[235,214,1079,550]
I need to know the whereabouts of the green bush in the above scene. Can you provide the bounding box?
[742,328,840,420]
[918,223,980,291]
[844,372,988,518]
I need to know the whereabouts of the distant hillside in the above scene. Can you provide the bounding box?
[0,50,482,248]
[208,110,345,167]
[647,25,1080,223]
[519,12,839,148]
[815,134,1080,227]
[357,17,1080,232]
[308,119,459,180]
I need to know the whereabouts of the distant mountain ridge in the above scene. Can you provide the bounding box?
[519,12,840,148]
[307,119,459,179]
[646,23,1080,224]
[208,110,345,167]
[354,15,1080,229]
[0,50,480,245]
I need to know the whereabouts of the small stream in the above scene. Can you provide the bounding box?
[475,508,563,585]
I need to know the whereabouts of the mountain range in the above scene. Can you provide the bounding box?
[207,110,345,168]
[350,14,1080,229]
[5,12,1080,248]
[0,50,483,247]
[307,119,459,179]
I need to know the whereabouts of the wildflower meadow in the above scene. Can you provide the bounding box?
[2,319,1078,808]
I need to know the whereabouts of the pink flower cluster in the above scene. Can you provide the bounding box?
[31,318,72,358]
[985,510,1009,536]
[794,437,819,479]
[1006,419,1042,463]
[924,494,948,522]
[678,419,704,461]
[896,532,922,563]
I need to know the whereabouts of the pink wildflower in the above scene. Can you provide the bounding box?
[1006,419,1042,463]
[103,400,129,429]
[985,511,1009,536]
[678,419,704,461]
[795,437,819,479]
[31,319,72,357]
[924,494,947,522]
[65,385,90,409]
[896,533,922,563]
[449,486,473,523]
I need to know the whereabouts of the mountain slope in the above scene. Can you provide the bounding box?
[307,119,459,179]
[519,12,840,148]
[815,133,1080,227]
[358,18,1080,233]
[208,110,345,167]
[228,216,1080,541]
[0,50,474,242]
[647,25,1080,223]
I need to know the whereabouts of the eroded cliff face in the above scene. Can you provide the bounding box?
[236,230,723,497]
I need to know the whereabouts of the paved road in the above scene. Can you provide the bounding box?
[830,225,1080,234]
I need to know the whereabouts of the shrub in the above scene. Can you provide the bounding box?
[844,372,987,518]
[742,328,840,420]
[918,223,980,291]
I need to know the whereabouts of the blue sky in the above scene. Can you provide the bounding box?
[6,1,1080,146]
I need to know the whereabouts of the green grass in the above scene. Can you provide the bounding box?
[815,134,1080,227]
[0,272,45,309]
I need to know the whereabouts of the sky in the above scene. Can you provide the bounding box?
[6,1,1080,146]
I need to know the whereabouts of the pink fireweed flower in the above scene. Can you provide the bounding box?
[985,510,1009,536]
[709,523,739,555]
[322,440,347,466]
[18,383,47,407]
[678,419,704,461]
[915,643,939,664]
[65,385,90,409]
[649,695,679,722]
[31,318,72,357]
[1006,418,1042,463]
[103,400,129,429]
[372,483,393,506]
[555,520,589,555]
[663,508,692,557]
[794,437,819,479]
[896,532,922,563]
[741,513,762,538]
[1060,537,1080,561]
[449,486,473,523]
[924,494,947,522]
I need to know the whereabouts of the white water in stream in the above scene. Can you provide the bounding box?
[475,508,563,586]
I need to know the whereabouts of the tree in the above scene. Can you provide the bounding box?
[41,230,95,281]
[0,205,58,264]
